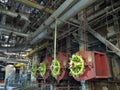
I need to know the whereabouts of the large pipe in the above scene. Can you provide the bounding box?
[31,0,96,44]
[31,0,76,39]
[0,9,30,35]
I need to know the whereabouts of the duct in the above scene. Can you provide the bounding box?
[0,28,30,37]
[0,57,28,63]
[88,27,120,57]
[32,0,76,38]
[0,9,30,22]
[31,0,96,44]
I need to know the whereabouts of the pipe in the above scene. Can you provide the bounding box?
[87,0,120,22]
[54,19,57,60]
[0,57,28,63]
[0,28,29,37]
[1,15,6,25]
[88,26,120,57]
[0,46,30,52]
[14,0,54,14]
[56,86,80,89]
[31,0,75,39]
[0,65,5,68]
[0,9,30,22]
[32,82,52,86]
[21,21,30,32]
[31,0,96,44]
[24,42,49,58]
[81,81,86,90]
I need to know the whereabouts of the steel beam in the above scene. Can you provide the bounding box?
[14,0,54,14]
[88,27,120,57]
[31,0,75,39]
[31,0,96,44]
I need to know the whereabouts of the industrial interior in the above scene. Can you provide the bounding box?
[0,0,120,90]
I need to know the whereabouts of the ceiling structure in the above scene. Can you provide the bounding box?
[0,0,120,62]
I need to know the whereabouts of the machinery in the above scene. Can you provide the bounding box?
[51,52,70,82]
[39,56,52,80]
[69,51,110,81]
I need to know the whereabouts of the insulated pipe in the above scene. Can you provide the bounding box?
[21,21,30,32]
[0,9,29,22]
[0,57,28,63]
[0,46,29,52]
[31,0,75,39]
[0,28,29,37]
[31,0,96,44]
[14,0,54,14]
[24,42,49,58]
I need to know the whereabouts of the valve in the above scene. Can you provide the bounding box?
[69,55,85,77]
[51,60,61,78]
[32,64,37,76]
[39,62,46,77]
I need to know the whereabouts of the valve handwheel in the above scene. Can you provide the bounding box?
[39,62,46,77]
[51,60,61,78]
[69,55,85,77]
[32,64,37,76]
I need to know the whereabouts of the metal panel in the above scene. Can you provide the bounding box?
[70,51,110,81]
